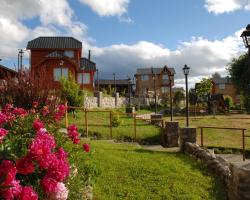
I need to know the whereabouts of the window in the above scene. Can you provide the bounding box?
[161,87,169,93]
[77,73,90,84]
[162,74,169,80]
[64,50,74,58]
[141,75,148,81]
[219,84,225,89]
[53,68,68,81]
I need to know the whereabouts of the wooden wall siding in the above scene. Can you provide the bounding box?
[212,84,239,104]
[135,74,174,97]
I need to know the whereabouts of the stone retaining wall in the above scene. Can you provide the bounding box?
[183,142,231,185]
[229,163,250,200]
[179,128,250,200]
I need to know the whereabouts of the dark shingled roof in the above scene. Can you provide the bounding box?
[80,58,96,71]
[27,37,82,49]
[136,67,175,75]
[0,65,17,74]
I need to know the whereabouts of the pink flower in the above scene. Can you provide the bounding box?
[0,113,7,125]
[19,186,38,200]
[47,182,68,200]
[53,105,66,122]
[32,101,39,108]
[67,124,80,144]
[33,119,44,131]
[29,130,56,160]
[41,177,58,193]
[83,143,90,153]
[2,104,13,113]
[0,128,8,142]
[12,108,27,117]
[42,106,50,116]
[16,155,35,175]
[0,160,17,186]
[1,179,22,200]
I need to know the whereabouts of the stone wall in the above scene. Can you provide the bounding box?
[183,142,231,185]
[229,163,250,200]
[179,128,250,200]
[84,96,127,108]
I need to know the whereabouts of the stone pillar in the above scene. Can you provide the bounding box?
[161,122,179,147]
[97,91,102,107]
[179,127,196,152]
[229,163,250,200]
[150,114,163,126]
[115,92,119,107]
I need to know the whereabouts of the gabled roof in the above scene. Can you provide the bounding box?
[136,66,175,75]
[80,58,96,71]
[0,64,17,74]
[212,77,232,84]
[27,37,82,49]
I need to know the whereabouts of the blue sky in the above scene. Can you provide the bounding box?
[0,0,250,87]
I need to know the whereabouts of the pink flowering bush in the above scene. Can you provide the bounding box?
[0,103,95,200]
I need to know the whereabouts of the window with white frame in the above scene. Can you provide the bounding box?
[161,87,169,93]
[162,74,169,80]
[77,73,90,84]
[141,75,148,81]
[53,68,68,81]
[219,84,225,90]
[64,50,74,58]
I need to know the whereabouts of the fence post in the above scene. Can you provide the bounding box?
[201,128,203,147]
[134,114,137,141]
[65,102,68,128]
[242,129,245,161]
[85,109,88,138]
[110,111,113,139]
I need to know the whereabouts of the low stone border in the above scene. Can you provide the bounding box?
[183,142,231,185]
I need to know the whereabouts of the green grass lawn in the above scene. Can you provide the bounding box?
[165,114,250,151]
[90,140,226,200]
[63,109,161,143]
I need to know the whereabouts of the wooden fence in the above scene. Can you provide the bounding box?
[199,126,249,161]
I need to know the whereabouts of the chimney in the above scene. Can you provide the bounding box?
[88,50,91,61]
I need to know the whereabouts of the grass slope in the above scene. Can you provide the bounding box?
[91,141,226,200]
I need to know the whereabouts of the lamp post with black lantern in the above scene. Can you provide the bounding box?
[169,72,174,121]
[183,64,190,127]
[151,68,157,114]
[241,24,250,56]
[128,76,132,107]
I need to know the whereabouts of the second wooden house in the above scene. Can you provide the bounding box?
[26,36,96,91]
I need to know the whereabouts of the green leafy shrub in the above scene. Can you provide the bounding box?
[60,75,83,107]
[224,95,234,111]
[111,113,122,127]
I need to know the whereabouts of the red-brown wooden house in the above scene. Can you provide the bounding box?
[26,37,96,91]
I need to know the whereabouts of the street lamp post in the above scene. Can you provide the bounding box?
[241,24,250,55]
[169,73,174,121]
[183,64,190,127]
[151,68,157,114]
[128,77,132,107]
[113,73,116,95]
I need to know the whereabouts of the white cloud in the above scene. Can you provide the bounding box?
[204,0,250,14]
[0,0,89,61]
[92,30,244,88]
[78,0,130,17]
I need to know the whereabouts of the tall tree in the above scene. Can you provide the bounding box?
[228,53,250,113]
[173,90,185,109]
[195,78,213,103]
